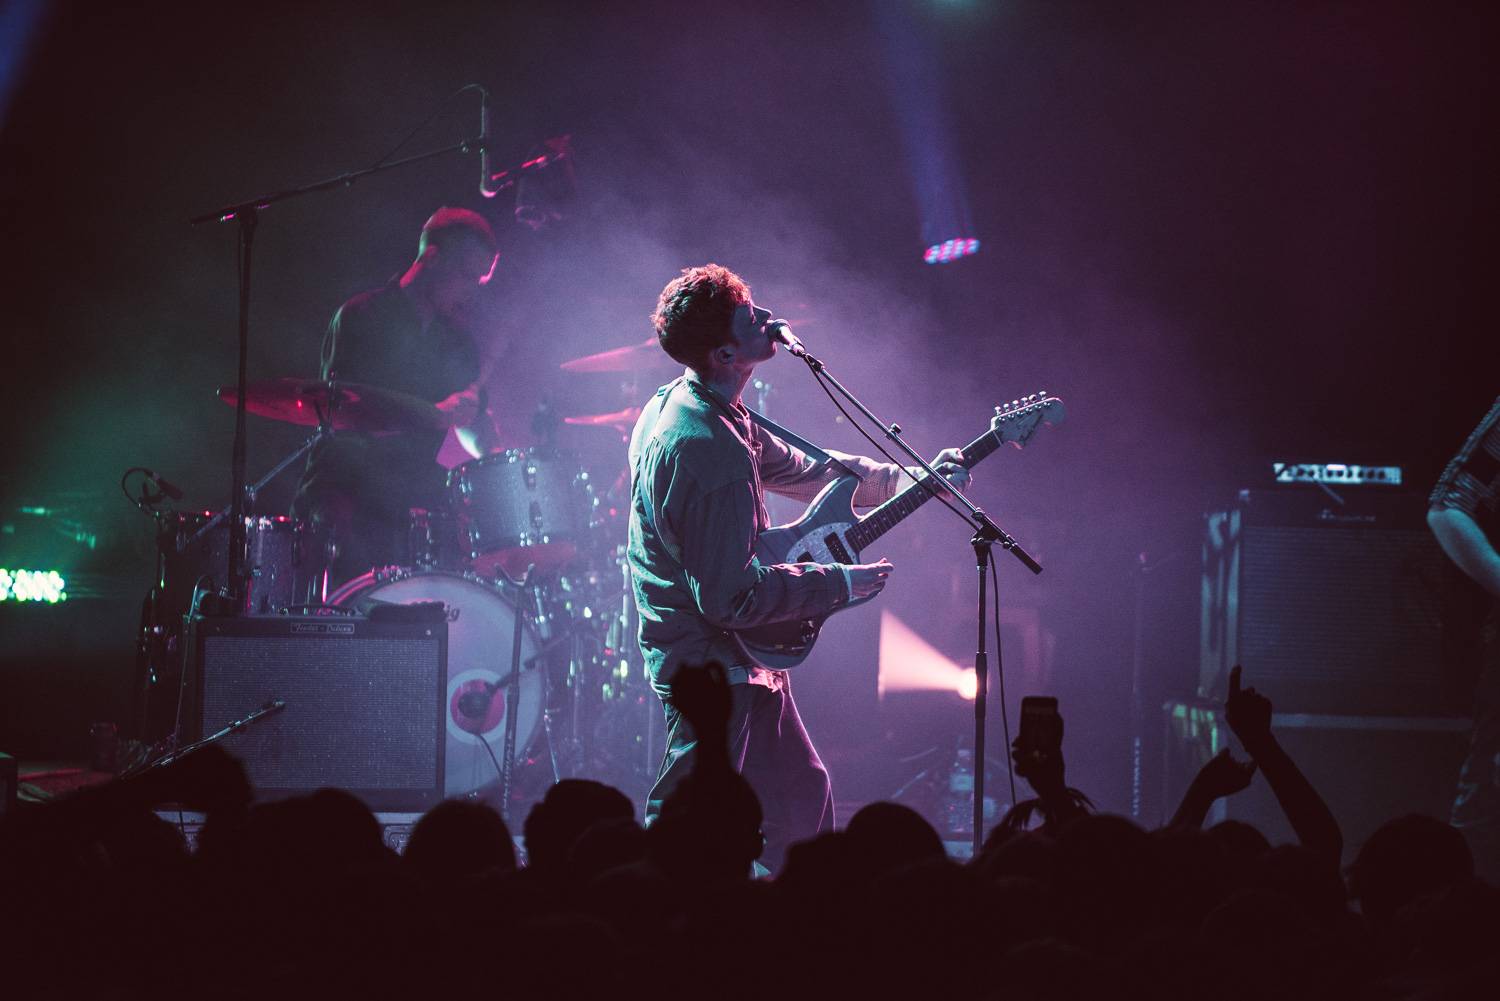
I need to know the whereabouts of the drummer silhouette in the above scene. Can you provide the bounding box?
[292,207,503,588]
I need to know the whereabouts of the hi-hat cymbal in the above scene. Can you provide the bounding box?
[562,406,643,430]
[560,338,670,374]
[218,378,449,434]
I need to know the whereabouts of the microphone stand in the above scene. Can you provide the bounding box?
[188,123,555,608]
[791,347,1042,857]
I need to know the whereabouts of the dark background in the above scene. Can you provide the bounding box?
[1,0,1494,821]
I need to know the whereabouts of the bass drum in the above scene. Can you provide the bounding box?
[327,568,545,799]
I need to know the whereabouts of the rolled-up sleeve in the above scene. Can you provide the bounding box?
[753,426,904,507]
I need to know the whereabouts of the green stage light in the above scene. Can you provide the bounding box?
[0,568,68,603]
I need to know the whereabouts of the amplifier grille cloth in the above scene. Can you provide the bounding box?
[1238,525,1448,711]
[201,635,441,791]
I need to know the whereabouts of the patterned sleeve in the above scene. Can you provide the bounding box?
[1430,396,1500,530]
[753,424,904,507]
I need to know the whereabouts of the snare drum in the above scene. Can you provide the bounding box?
[327,568,546,798]
[164,512,316,616]
[447,448,594,579]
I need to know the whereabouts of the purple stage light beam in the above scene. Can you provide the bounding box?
[876,1,979,265]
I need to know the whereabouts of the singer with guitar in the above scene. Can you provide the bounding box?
[627,263,970,869]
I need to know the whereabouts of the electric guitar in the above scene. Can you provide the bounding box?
[734,392,1065,669]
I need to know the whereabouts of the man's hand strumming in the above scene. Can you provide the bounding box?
[848,559,894,600]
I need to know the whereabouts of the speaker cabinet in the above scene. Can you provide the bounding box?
[187,614,447,811]
[1200,489,1459,716]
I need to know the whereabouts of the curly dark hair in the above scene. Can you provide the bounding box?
[650,263,751,370]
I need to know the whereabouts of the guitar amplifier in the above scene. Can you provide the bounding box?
[1199,489,1462,716]
[186,613,447,811]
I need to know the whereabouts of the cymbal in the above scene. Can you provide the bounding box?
[559,338,670,374]
[562,406,643,429]
[218,378,449,434]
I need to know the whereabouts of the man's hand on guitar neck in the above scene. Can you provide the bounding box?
[904,446,971,498]
[848,558,894,600]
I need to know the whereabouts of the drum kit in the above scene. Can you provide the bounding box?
[138,338,683,813]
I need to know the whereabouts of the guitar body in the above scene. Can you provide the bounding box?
[732,391,1065,670]
[740,476,870,669]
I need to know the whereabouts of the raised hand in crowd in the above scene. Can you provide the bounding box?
[1224,664,1342,863]
[667,660,733,770]
[1004,709,1091,833]
[1225,663,1274,752]
[1169,747,1257,830]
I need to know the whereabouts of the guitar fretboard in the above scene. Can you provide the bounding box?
[846,425,1003,552]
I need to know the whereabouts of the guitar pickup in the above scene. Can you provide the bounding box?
[823,534,852,563]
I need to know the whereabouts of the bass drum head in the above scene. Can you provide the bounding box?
[328,569,544,798]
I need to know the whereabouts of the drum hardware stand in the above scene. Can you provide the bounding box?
[787,343,1044,857]
[180,415,341,613]
[121,468,181,744]
[498,564,538,823]
[179,415,338,554]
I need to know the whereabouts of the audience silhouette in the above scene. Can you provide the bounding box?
[4,662,1498,999]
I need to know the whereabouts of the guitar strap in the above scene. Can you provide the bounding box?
[743,407,861,480]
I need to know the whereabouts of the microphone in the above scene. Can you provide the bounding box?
[479,87,496,198]
[457,680,500,718]
[144,468,185,501]
[767,320,807,358]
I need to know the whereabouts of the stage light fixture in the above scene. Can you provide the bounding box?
[923,237,980,265]
[0,568,68,603]
[878,609,975,700]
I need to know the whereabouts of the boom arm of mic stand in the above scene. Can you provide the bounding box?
[122,700,287,778]
[796,352,1042,575]
[189,139,488,225]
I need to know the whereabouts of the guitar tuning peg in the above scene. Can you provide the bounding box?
[994,405,1003,415]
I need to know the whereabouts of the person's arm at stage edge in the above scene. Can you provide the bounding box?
[1427,397,1500,595]
[1428,507,1500,599]
[1225,664,1343,862]
[1168,747,1257,830]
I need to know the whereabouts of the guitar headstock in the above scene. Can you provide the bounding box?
[990,391,1065,447]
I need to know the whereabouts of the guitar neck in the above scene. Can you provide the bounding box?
[846,426,1002,552]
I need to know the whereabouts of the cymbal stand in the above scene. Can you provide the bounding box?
[179,415,337,554]
[499,565,537,823]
